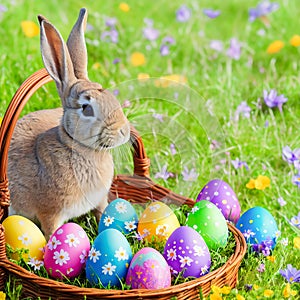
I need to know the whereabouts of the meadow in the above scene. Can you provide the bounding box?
[0,0,300,299]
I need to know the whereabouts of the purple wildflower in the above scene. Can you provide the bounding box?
[105,17,117,27]
[234,101,251,121]
[176,5,192,22]
[279,264,300,283]
[282,146,300,164]
[143,27,160,41]
[170,143,177,155]
[244,284,253,292]
[290,212,300,229]
[249,1,279,22]
[257,263,265,273]
[182,166,198,182]
[252,239,274,256]
[231,158,249,171]
[226,38,241,60]
[113,58,121,64]
[209,40,223,52]
[277,197,287,207]
[154,164,173,180]
[203,9,220,19]
[153,113,164,122]
[242,229,256,239]
[101,28,118,43]
[160,36,175,56]
[122,100,131,108]
[160,44,170,56]
[263,89,287,112]
[292,174,300,187]
[113,89,119,96]
[162,36,175,45]
[0,5,7,13]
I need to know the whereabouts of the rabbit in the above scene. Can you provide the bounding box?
[7,8,130,239]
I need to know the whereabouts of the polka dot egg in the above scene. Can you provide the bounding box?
[186,200,228,250]
[236,206,278,249]
[44,223,90,279]
[126,247,171,289]
[197,179,241,224]
[163,226,211,278]
[99,198,138,234]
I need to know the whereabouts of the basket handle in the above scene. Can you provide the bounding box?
[0,68,150,221]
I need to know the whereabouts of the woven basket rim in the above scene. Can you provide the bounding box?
[0,69,247,298]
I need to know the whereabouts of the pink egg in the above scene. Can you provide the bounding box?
[197,179,241,223]
[44,223,90,279]
[126,247,171,289]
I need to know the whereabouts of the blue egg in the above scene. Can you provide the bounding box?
[99,198,138,234]
[236,206,278,248]
[86,228,132,287]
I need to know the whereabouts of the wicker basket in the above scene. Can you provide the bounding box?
[0,69,247,299]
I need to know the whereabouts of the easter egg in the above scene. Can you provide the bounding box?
[186,200,228,250]
[137,201,180,242]
[196,179,241,224]
[126,247,171,289]
[44,223,90,279]
[99,198,138,234]
[236,206,278,248]
[3,215,46,261]
[86,228,132,287]
[163,226,211,278]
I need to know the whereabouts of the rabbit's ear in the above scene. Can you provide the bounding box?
[38,15,77,100]
[66,8,89,81]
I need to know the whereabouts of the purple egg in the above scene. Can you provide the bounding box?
[163,226,211,278]
[197,179,241,223]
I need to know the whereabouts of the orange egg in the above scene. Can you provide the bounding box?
[138,201,180,242]
[3,215,46,261]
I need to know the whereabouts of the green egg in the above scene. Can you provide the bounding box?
[186,200,228,250]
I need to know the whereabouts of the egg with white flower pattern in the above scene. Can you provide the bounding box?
[186,200,228,250]
[126,247,171,289]
[44,223,90,279]
[236,206,278,249]
[137,201,180,243]
[3,215,46,261]
[86,228,132,287]
[196,179,241,224]
[99,198,138,234]
[163,226,211,278]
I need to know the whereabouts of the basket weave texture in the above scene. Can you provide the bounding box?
[0,69,247,299]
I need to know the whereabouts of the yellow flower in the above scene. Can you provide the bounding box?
[283,283,297,298]
[21,20,39,37]
[130,52,146,67]
[266,40,284,54]
[266,255,276,263]
[137,73,150,81]
[246,175,270,190]
[154,74,187,88]
[253,284,260,291]
[0,292,6,300]
[220,286,231,294]
[210,293,222,300]
[0,117,2,126]
[290,35,300,47]
[236,295,245,300]
[119,2,130,12]
[92,62,101,70]
[293,236,300,249]
[264,289,274,297]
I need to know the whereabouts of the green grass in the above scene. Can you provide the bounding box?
[1,0,300,299]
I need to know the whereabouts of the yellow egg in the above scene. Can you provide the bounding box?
[3,215,46,261]
[138,201,180,242]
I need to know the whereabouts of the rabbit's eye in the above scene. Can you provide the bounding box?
[82,104,94,117]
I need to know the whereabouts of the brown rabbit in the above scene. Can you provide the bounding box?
[7,8,130,238]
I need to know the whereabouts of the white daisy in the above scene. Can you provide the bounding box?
[48,236,62,250]
[200,264,209,275]
[79,249,88,264]
[114,246,129,261]
[142,228,150,237]
[18,233,32,246]
[102,262,116,276]
[191,206,199,213]
[115,201,128,213]
[149,203,161,212]
[178,255,193,268]
[53,249,70,266]
[166,248,177,261]
[28,257,44,271]
[66,267,74,275]
[103,216,115,227]
[88,247,101,263]
[156,224,169,236]
[193,245,206,257]
[64,234,80,248]
[124,220,137,232]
